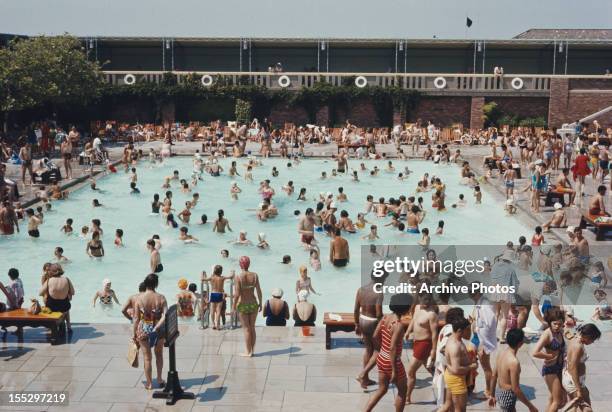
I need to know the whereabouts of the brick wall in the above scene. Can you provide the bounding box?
[333,99,379,127]
[487,97,549,120]
[408,96,471,127]
[548,78,570,128]
[470,97,485,130]
[269,103,310,127]
[548,78,612,127]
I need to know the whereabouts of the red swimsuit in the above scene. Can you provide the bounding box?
[376,317,406,379]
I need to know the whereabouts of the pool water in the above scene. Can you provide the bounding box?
[0,156,574,325]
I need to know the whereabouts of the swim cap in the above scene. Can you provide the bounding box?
[239,256,250,270]
[177,278,188,290]
[103,278,111,287]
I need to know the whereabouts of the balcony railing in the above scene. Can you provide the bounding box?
[102,71,610,93]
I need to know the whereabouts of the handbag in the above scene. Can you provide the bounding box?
[28,299,41,315]
[127,339,139,368]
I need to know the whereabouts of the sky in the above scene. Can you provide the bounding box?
[1,0,611,39]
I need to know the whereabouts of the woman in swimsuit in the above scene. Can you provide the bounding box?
[86,231,104,258]
[202,265,235,330]
[563,324,601,412]
[176,278,197,318]
[232,256,262,357]
[92,279,119,307]
[39,264,74,331]
[532,307,566,412]
[133,274,167,390]
[178,201,192,224]
[364,293,411,412]
[295,265,318,297]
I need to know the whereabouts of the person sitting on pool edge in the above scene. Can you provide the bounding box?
[263,288,290,326]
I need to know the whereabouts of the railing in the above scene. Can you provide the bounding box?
[102,71,611,93]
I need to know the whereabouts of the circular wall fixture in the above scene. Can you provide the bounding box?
[278,75,291,88]
[355,76,368,88]
[124,74,136,85]
[511,77,524,90]
[201,74,213,87]
[433,76,446,89]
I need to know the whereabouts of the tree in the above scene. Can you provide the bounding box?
[0,35,104,131]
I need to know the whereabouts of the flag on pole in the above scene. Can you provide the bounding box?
[466,17,473,28]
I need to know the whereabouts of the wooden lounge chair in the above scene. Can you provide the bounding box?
[579,212,612,241]
[323,312,355,349]
[0,309,67,345]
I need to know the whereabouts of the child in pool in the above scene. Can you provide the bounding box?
[531,226,544,246]
[114,229,124,247]
[473,186,482,204]
[257,233,269,249]
[179,226,198,242]
[361,225,379,240]
[355,213,368,229]
[384,214,400,228]
[436,220,444,235]
[589,261,608,289]
[54,247,70,263]
[79,226,89,239]
[92,279,120,307]
[309,248,321,271]
[61,218,73,234]
[230,182,242,200]
[418,228,430,249]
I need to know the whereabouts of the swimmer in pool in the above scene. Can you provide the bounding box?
[230,230,252,246]
[337,187,347,202]
[230,182,242,200]
[257,233,269,249]
[213,210,232,233]
[114,229,124,247]
[178,201,192,224]
[92,279,119,307]
[282,181,294,196]
[54,247,70,263]
[179,226,198,242]
[361,225,379,241]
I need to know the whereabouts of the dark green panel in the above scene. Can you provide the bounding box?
[251,46,319,72]
[174,45,240,71]
[329,47,395,72]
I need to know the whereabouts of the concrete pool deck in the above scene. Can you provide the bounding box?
[1,324,612,411]
[2,140,612,410]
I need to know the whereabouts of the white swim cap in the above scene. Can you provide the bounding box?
[554,202,563,210]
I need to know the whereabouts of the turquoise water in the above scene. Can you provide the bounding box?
[0,157,543,324]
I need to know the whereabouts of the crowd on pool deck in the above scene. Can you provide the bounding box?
[0,117,612,411]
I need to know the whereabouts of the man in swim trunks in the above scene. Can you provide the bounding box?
[0,200,19,235]
[503,168,515,200]
[298,208,316,247]
[555,168,576,205]
[588,185,609,216]
[469,287,497,400]
[19,143,33,186]
[405,292,438,403]
[443,317,477,412]
[489,328,538,412]
[329,228,349,267]
[572,227,590,265]
[354,270,384,388]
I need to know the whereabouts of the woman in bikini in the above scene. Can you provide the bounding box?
[202,265,234,330]
[232,256,262,357]
[532,307,566,412]
[133,274,167,390]
[364,293,412,412]
[86,231,104,258]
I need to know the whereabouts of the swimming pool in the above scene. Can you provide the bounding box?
[0,156,563,324]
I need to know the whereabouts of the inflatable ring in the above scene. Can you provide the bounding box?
[355,76,368,88]
[511,77,524,90]
[433,76,446,89]
[201,74,213,87]
[124,74,136,85]
[278,75,291,88]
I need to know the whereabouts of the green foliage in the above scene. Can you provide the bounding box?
[0,35,104,113]
[518,116,547,127]
[482,101,502,127]
[235,99,252,124]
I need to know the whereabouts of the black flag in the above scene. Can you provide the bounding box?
[466,17,473,28]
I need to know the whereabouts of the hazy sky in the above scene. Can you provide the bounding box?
[2,0,611,39]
